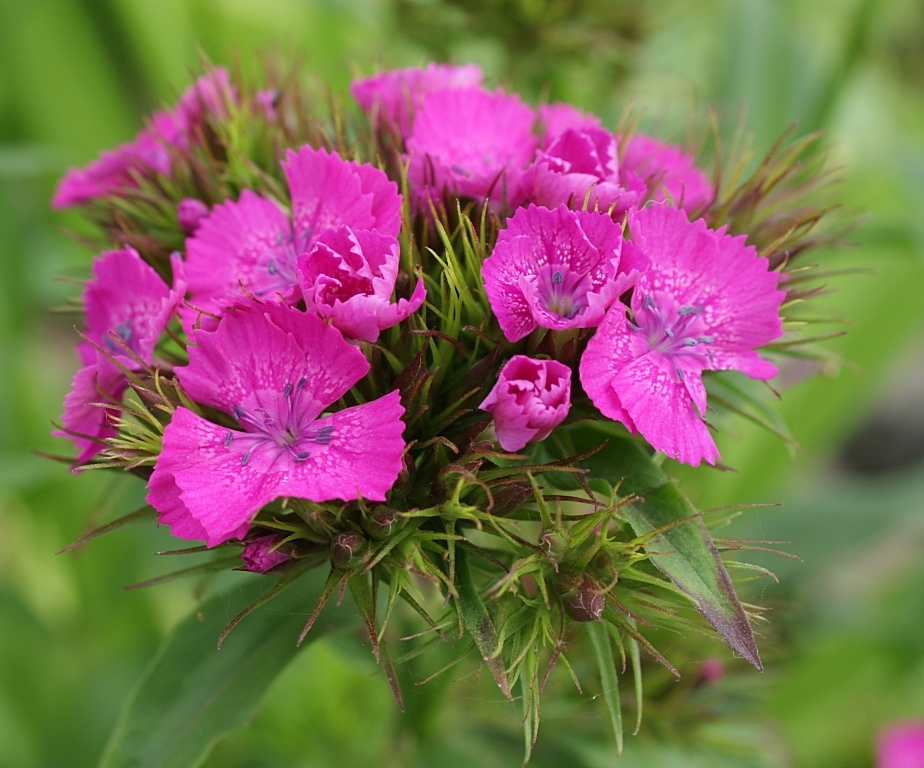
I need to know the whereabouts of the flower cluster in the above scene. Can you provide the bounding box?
[52,61,838,754]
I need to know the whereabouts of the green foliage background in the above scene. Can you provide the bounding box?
[2,0,923,765]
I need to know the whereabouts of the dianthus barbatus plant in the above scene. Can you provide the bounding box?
[51,59,844,763]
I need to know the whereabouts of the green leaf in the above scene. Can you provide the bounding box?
[99,570,358,768]
[555,423,762,670]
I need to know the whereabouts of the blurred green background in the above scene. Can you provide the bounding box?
[2,0,924,765]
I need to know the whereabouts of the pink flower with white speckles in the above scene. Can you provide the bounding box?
[180,146,402,332]
[580,204,784,466]
[481,204,645,342]
[147,301,406,546]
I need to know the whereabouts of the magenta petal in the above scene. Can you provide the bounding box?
[283,146,402,240]
[275,391,406,502]
[183,189,297,323]
[350,63,483,136]
[83,246,173,365]
[407,87,536,208]
[179,302,369,418]
[54,363,128,463]
[480,355,572,451]
[621,133,713,212]
[611,352,720,467]
[536,103,603,148]
[482,205,628,341]
[298,226,425,342]
[149,408,280,546]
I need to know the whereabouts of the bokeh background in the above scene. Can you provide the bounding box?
[2,0,924,765]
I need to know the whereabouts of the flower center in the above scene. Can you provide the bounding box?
[634,293,715,376]
[227,377,335,464]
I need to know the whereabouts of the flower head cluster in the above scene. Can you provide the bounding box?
[51,61,840,755]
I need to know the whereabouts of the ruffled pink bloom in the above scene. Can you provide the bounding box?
[535,102,602,148]
[407,87,536,209]
[55,248,182,461]
[52,70,234,209]
[480,356,571,451]
[580,204,784,466]
[481,204,645,342]
[147,301,407,547]
[351,63,483,137]
[877,723,924,768]
[525,127,641,216]
[241,534,292,573]
[180,146,402,332]
[297,226,426,342]
[620,133,713,213]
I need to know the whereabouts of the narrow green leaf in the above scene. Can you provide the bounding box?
[455,547,512,699]
[558,423,762,670]
[99,570,358,768]
[587,621,622,756]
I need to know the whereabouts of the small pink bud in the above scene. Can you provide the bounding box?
[241,534,291,573]
[479,355,571,452]
[177,197,209,236]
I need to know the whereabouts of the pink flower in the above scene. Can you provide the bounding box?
[620,133,713,213]
[877,723,924,768]
[147,301,407,547]
[297,226,426,343]
[406,87,536,209]
[350,63,483,137]
[55,248,182,462]
[480,356,571,451]
[241,534,292,573]
[52,70,234,209]
[180,146,401,331]
[525,127,641,216]
[536,103,603,148]
[481,204,645,342]
[580,204,784,466]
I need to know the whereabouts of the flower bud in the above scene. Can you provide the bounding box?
[539,529,569,560]
[330,530,368,570]
[177,197,209,236]
[479,355,571,451]
[241,534,292,573]
[363,507,402,540]
[557,572,605,622]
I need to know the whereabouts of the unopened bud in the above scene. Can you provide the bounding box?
[330,530,368,570]
[539,529,569,560]
[177,197,209,236]
[558,572,605,622]
[363,507,401,540]
[241,534,292,573]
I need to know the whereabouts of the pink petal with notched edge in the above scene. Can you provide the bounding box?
[620,133,713,212]
[536,103,603,148]
[54,363,127,463]
[609,350,720,467]
[177,301,370,421]
[350,63,483,137]
[407,87,536,208]
[482,205,634,341]
[83,246,174,366]
[283,146,402,241]
[181,190,298,332]
[297,226,426,342]
[150,392,406,546]
[626,205,784,376]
